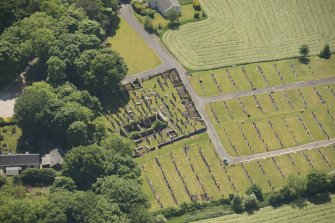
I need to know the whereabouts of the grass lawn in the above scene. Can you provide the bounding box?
[135,4,205,31]
[194,195,335,223]
[107,17,161,75]
[190,56,335,97]
[163,0,335,70]
[0,125,21,154]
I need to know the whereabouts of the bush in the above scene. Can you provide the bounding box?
[231,194,243,213]
[329,171,335,192]
[129,131,141,140]
[246,184,263,201]
[193,0,201,11]
[0,175,6,188]
[153,120,168,131]
[194,12,200,19]
[144,16,155,33]
[319,44,331,59]
[154,214,167,223]
[132,1,143,13]
[20,168,56,186]
[50,176,77,193]
[306,170,329,195]
[244,194,260,212]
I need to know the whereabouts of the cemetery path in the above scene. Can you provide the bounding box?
[120,4,335,164]
[201,77,335,104]
[120,4,235,162]
[232,138,335,164]
[120,5,174,82]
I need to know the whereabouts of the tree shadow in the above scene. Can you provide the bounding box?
[106,16,121,38]
[307,193,331,205]
[100,85,130,114]
[299,57,310,64]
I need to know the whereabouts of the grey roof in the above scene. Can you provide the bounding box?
[0,154,39,167]
[156,0,180,12]
[41,149,64,167]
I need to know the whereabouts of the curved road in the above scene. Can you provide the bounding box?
[120,4,335,164]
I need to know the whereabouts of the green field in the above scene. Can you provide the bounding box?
[190,56,335,97]
[107,17,161,75]
[137,132,335,210]
[163,0,335,70]
[106,70,205,155]
[207,84,335,156]
[0,125,21,153]
[194,195,335,223]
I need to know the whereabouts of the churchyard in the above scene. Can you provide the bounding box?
[106,70,206,157]
[189,56,335,97]
[138,133,335,210]
[207,84,335,156]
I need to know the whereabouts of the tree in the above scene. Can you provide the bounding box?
[154,215,167,223]
[245,184,263,201]
[299,44,310,57]
[62,145,108,190]
[243,193,260,212]
[67,121,89,147]
[286,173,306,197]
[50,176,77,193]
[20,168,56,186]
[319,44,331,59]
[92,175,150,213]
[306,170,329,195]
[101,134,135,156]
[47,56,67,85]
[231,194,243,213]
[166,9,180,25]
[106,154,141,179]
[299,44,310,64]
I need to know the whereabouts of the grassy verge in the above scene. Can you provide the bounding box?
[107,17,161,75]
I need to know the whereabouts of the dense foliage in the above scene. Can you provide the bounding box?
[20,168,56,186]
[0,0,126,97]
[14,82,103,149]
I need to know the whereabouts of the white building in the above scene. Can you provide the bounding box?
[148,0,181,17]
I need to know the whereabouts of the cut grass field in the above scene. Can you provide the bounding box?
[189,56,335,97]
[107,17,161,75]
[163,0,335,70]
[207,84,335,156]
[194,195,335,223]
[137,132,335,210]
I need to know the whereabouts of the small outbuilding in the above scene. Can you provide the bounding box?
[41,149,64,170]
[148,0,181,17]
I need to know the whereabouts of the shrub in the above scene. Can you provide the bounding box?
[193,0,201,11]
[20,168,56,186]
[245,184,263,201]
[0,133,3,141]
[0,175,6,188]
[286,173,306,197]
[153,120,168,131]
[231,194,243,213]
[244,194,260,212]
[194,12,200,19]
[129,131,141,140]
[319,44,331,59]
[132,1,142,13]
[144,17,155,33]
[50,176,77,193]
[329,171,335,192]
[306,170,329,195]
[154,214,167,223]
